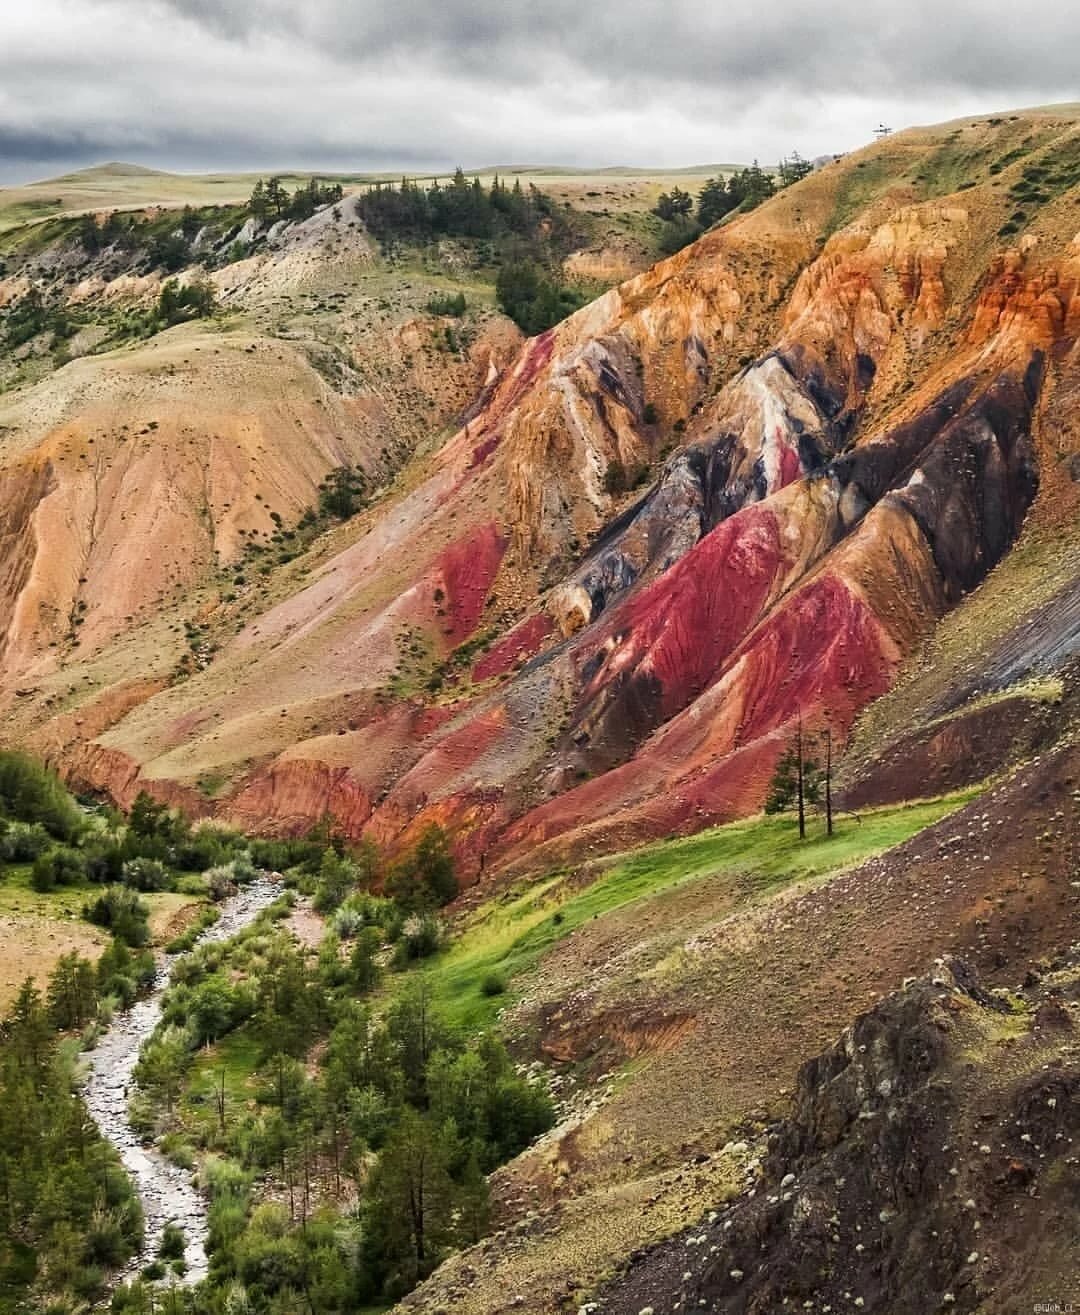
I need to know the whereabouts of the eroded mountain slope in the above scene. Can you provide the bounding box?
[1,110,1079,880]
[2,112,1080,1315]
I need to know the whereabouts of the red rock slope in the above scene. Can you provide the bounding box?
[3,111,1079,873]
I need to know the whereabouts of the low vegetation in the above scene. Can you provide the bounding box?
[0,979,145,1311]
[247,176,344,224]
[355,170,574,249]
[0,752,555,1311]
[354,170,589,334]
[495,258,587,334]
[0,737,989,1312]
[130,904,552,1307]
[423,790,982,1031]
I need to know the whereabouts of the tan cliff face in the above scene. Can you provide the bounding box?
[0,112,1078,885]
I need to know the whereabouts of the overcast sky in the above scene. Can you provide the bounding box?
[0,0,1077,184]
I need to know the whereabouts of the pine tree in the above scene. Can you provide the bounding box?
[46,953,98,1031]
[264,177,288,219]
[778,151,813,187]
[249,178,268,220]
[697,176,736,228]
[668,186,694,217]
[5,979,51,1075]
[362,1108,456,1283]
[764,719,823,840]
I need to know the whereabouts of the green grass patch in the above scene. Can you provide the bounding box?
[910,137,997,200]
[196,771,229,799]
[824,154,904,236]
[427,791,981,1031]
[188,1025,263,1095]
[0,865,205,945]
[0,863,91,918]
[179,1025,264,1139]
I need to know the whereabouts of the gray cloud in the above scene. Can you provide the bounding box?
[1,0,1077,183]
[155,0,1080,94]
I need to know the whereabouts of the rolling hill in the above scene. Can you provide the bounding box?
[0,106,1078,1313]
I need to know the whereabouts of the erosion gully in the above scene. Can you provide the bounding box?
[81,875,282,1285]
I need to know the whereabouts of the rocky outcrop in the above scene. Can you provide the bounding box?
[226,757,373,836]
[357,346,1043,873]
[599,958,1080,1315]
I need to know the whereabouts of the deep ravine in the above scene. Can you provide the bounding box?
[81,875,282,1284]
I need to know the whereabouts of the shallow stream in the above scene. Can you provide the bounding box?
[81,876,282,1284]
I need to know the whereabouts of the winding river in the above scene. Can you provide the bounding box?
[81,876,282,1284]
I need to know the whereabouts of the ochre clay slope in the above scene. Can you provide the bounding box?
[0,326,382,676]
[2,108,1079,878]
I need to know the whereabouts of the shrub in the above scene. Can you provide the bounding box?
[84,1206,131,1266]
[96,937,155,1005]
[384,824,457,911]
[3,288,48,347]
[128,791,182,843]
[480,970,507,997]
[84,841,124,884]
[426,291,467,317]
[330,904,362,939]
[174,872,211,895]
[349,926,383,992]
[158,1221,186,1260]
[147,233,190,272]
[318,465,367,521]
[232,849,258,883]
[159,1135,195,1170]
[71,1263,107,1301]
[206,863,238,901]
[603,457,627,495]
[313,848,357,913]
[0,821,52,863]
[84,886,150,946]
[188,975,249,1045]
[657,219,702,255]
[171,826,234,872]
[122,856,172,892]
[112,1280,157,1312]
[495,260,584,334]
[394,913,443,964]
[0,751,83,840]
[31,846,88,892]
[201,1154,252,1202]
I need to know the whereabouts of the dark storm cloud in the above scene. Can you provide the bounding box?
[155,0,1080,94]
[1,0,1077,182]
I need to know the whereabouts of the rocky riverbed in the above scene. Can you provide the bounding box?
[81,876,282,1284]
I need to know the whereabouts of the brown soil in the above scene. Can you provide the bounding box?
[601,958,1080,1315]
[403,738,1079,1314]
[0,912,108,1014]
